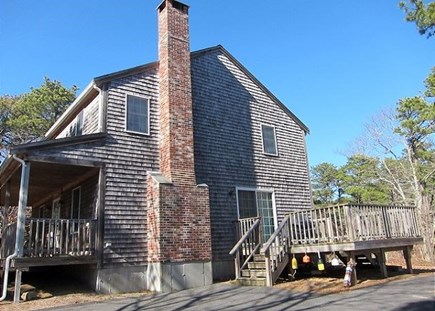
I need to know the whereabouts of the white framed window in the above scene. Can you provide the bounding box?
[261,124,278,156]
[125,94,150,135]
[71,187,81,219]
[236,187,277,241]
[67,111,84,137]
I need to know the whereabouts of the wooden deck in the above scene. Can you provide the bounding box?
[286,204,422,253]
[1,218,97,268]
[231,204,423,286]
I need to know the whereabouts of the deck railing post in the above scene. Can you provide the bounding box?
[345,205,355,242]
[265,251,272,287]
[382,206,391,238]
[235,250,241,278]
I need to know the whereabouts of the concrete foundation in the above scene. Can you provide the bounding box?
[96,265,148,294]
[147,261,213,292]
[212,259,234,281]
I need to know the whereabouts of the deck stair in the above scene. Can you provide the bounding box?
[229,216,291,286]
[238,254,268,286]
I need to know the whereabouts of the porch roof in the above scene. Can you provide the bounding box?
[0,133,105,207]
[1,160,99,207]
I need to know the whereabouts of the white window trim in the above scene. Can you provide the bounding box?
[260,123,278,156]
[52,198,61,219]
[71,187,81,219]
[124,94,151,136]
[235,186,277,230]
[39,204,46,218]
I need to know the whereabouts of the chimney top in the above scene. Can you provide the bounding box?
[157,0,189,13]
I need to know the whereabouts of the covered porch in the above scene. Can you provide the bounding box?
[0,145,104,302]
[0,159,102,263]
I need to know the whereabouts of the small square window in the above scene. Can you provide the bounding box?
[261,124,278,155]
[126,95,150,134]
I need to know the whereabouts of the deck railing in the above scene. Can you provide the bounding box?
[288,204,420,246]
[229,217,261,279]
[1,218,97,259]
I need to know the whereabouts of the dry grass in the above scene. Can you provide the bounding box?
[275,250,435,295]
[0,288,147,311]
[0,251,433,311]
[275,267,434,295]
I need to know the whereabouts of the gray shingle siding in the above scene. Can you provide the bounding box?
[22,48,311,269]
[29,68,160,267]
[56,95,100,139]
[191,49,312,261]
[82,96,100,135]
[102,69,159,265]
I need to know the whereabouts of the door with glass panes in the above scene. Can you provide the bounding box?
[237,188,276,242]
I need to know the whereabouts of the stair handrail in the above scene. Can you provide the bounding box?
[229,217,261,279]
[229,217,261,255]
[260,215,290,255]
[260,215,291,286]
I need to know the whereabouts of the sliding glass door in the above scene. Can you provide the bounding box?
[237,188,276,242]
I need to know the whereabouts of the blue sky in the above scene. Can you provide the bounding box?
[0,0,433,168]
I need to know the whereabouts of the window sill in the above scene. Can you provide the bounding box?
[125,130,150,137]
[263,152,279,157]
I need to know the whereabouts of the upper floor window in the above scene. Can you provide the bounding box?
[261,124,278,156]
[67,111,83,137]
[126,95,149,135]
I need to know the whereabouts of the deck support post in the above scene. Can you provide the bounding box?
[378,248,388,278]
[403,246,413,274]
[348,252,357,286]
[13,269,22,303]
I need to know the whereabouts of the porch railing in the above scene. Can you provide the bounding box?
[1,223,17,259]
[229,217,261,279]
[288,204,421,246]
[1,218,97,259]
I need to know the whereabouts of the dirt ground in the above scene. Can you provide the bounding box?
[0,251,433,311]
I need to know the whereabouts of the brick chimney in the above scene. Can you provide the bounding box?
[146,0,212,292]
[158,0,195,186]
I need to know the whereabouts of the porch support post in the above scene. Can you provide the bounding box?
[96,166,106,269]
[378,248,388,278]
[13,158,30,303]
[2,181,11,235]
[403,246,413,274]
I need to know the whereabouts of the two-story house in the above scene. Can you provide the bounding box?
[0,0,312,296]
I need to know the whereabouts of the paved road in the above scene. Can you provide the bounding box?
[53,275,434,311]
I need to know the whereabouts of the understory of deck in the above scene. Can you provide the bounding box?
[290,237,423,254]
[11,255,97,269]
